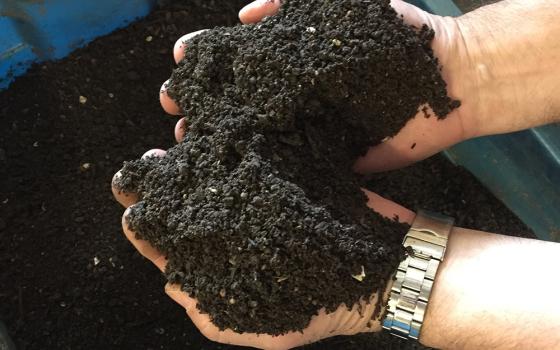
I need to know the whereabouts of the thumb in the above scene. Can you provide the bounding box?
[390,0,440,29]
[353,107,468,173]
[239,0,429,26]
[239,0,282,24]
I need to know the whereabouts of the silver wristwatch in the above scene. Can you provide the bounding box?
[382,210,454,340]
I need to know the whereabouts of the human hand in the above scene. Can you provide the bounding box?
[115,3,453,347]
[159,0,475,173]
[112,149,415,349]
[238,0,479,173]
[232,0,560,173]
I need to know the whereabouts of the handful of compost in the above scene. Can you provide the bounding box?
[114,0,457,335]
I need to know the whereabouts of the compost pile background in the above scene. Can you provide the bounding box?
[0,0,533,349]
[117,0,458,334]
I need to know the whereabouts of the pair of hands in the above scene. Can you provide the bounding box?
[112,0,535,348]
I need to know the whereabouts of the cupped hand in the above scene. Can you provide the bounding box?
[116,2,436,348]
[161,0,479,174]
[112,150,414,350]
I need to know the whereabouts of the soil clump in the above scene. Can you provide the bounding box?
[0,0,532,349]
[117,0,458,334]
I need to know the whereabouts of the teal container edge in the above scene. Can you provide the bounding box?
[417,0,560,242]
[1,0,559,241]
[0,0,157,89]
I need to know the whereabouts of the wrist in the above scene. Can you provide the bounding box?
[450,1,560,137]
[424,14,480,141]
[350,275,395,334]
[418,225,464,346]
[382,210,453,340]
[420,227,560,349]
[369,274,396,333]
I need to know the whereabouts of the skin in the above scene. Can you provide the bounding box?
[420,227,560,349]
[162,0,560,172]
[114,0,560,348]
[112,175,415,349]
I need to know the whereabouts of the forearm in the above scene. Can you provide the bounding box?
[452,0,560,136]
[420,227,560,349]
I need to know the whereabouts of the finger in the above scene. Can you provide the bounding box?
[354,108,466,173]
[160,80,181,115]
[112,149,166,207]
[390,0,438,29]
[362,189,415,225]
[142,148,167,159]
[172,289,230,343]
[122,207,167,272]
[187,313,283,350]
[239,0,282,24]
[165,283,196,310]
[336,300,377,335]
[173,30,208,64]
[175,118,187,143]
[120,149,167,270]
[112,170,139,208]
[168,284,297,349]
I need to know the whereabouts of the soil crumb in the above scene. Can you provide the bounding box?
[117,0,458,334]
[0,1,532,349]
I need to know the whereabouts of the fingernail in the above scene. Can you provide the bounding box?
[240,1,259,16]
[142,149,166,159]
[240,0,275,16]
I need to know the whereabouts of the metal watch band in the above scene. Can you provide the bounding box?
[382,210,454,340]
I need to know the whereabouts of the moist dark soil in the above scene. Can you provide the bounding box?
[116,0,459,335]
[0,0,533,349]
